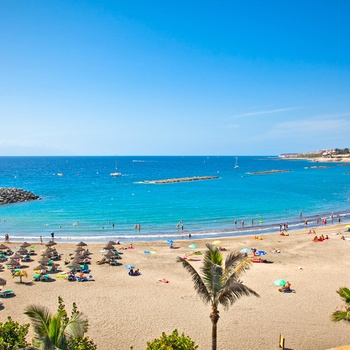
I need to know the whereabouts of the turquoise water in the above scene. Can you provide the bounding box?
[0,156,349,242]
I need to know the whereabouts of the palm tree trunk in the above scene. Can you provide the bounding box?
[210,308,220,350]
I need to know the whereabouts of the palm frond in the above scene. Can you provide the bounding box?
[337,287,350,304]
[332,310,350,322]
[225,253,252,278]
[218,282,260,310]
[65,311,89,339]
[177,256,212,304]
[24,304,52,339]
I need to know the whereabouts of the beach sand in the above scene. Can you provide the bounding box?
[1,223,350,350]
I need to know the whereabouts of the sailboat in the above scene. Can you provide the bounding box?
[110,156,122,177]
[234,156,239,169]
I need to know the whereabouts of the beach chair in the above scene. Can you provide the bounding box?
[40,274,50,282]
[33,273,41,281]
[0,289,15,297]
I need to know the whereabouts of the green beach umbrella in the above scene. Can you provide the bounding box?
[274,279,287,286]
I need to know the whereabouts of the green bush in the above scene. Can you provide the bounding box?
[0,316,30,350]
[146,329,198,350]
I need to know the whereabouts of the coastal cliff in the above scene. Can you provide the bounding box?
[0,188,41,205]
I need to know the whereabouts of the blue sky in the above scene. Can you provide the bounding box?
[1,1,350,156]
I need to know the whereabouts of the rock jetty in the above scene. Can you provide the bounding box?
[144,176,219,184]
[248,170,292,175]
[0,188,41,205]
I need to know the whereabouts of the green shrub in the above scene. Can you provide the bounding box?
[0,316,30,350]
[146,329,198,350]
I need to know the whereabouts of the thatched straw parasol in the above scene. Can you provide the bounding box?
[11,253,22,259]
[104,250,116,258]
[38,257,50,265]
[34,264,47,271]
[20,242,31,248]
[76,241,87,247]
[74,247,85,253]
[0,278,6,286]
[107,240,117,245]
[45,241,57,247]
[0,244,9,250]
[6,259,20,267]
[17,248,28,255]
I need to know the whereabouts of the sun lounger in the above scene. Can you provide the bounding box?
[0,289,15,297]
[33,273,41,281]
[40,274,50,281]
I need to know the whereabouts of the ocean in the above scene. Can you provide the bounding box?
[0,156,349,243]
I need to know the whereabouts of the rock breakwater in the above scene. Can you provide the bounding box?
[143,176,219,184]
[0,188,41,205]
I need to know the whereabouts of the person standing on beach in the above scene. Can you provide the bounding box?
[51,232,55,241]
[241,220,244,228]
[4,233,9,243]
[300,209,303,218]
[40,236,43,244]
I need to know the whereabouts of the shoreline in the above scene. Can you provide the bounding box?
[4,208,350,244]
[1,222,350,349]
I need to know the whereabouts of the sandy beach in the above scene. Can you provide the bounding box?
[1,223,350,350]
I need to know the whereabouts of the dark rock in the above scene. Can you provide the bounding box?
[0,188,41,205]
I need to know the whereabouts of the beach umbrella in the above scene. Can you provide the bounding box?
[167,240,174,244]
[68,262,81,270]
[74,247,85,253]
[34,264,47,271]
[0,244,8,250]
[17,248,28,255]
[38,258,49,265]
[240,248,250,253]
[76,241,87,247]
[0,278,6,286]
[256,250,267,256]
[213,240,221,245]
[274,279,287,286]
[103,244,114,250]
[188,244,198,249]
[125,265,135,269]
[6,259,20,267]
[108,240,117,245]
[11,253,22,259]
[20,242,31,248]
[104,250,116,258]
[45,241,57,247]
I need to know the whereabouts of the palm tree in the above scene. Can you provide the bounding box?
[12,269,28,283]
[332,287,350,322]
[24,298,88,350]
[177,243,259,350]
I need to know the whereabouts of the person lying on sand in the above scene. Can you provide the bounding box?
[157,278,169,283]
[280,232,289,236]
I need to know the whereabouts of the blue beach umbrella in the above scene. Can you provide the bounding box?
[240,248,250,253]
[125,265,135,269]
[167,240,174,244]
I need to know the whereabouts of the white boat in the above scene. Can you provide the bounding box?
[110,156,122,177]
[234,156,239,169]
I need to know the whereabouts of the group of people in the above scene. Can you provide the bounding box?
[313,234,329,242]
[128,268,140,276]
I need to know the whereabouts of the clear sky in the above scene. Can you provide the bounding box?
[1,1,350,156]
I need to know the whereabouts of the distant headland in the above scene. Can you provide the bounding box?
[279,147,350,163]
[0,188,41,205]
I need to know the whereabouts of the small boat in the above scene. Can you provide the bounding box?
[110,156,122,177]
[234,157,239,169]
